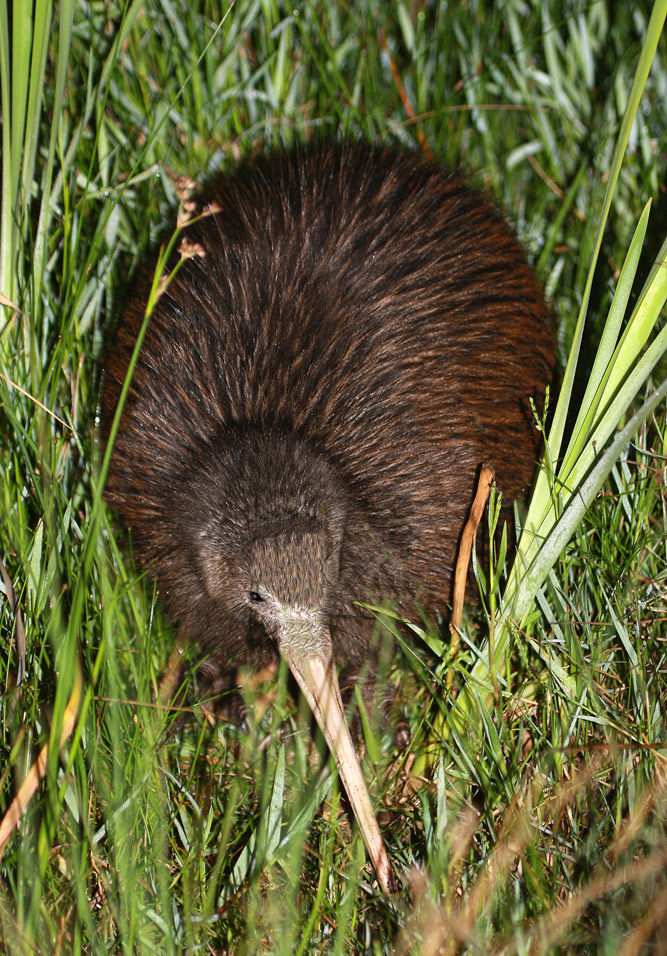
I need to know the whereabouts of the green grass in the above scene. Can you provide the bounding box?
[1,0,665,952]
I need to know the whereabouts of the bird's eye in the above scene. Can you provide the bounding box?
[248,591,264,603]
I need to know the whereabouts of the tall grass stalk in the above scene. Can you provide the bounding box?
[448,0,667,731]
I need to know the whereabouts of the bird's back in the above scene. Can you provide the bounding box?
[103,142,554,665]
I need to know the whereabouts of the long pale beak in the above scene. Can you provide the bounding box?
[281,643,397,895]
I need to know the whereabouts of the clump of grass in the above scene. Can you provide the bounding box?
[1,0,665,952]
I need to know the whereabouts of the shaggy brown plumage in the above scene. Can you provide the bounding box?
[103,141,555,699]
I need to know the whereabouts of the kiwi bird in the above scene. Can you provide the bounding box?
[102,142,554,893]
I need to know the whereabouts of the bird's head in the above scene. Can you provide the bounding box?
[173,429,395,893]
